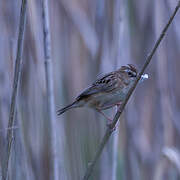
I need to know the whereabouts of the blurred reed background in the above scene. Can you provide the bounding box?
[0,0,180,180]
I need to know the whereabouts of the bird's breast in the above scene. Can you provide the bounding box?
[85,88,128,110]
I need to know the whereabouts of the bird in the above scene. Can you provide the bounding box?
[57,64,138,122]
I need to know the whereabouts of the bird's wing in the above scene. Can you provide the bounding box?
[76,72,121,101]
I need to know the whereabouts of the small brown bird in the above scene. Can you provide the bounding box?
[57,64,138,121]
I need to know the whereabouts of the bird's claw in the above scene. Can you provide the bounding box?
[106,121,116,132]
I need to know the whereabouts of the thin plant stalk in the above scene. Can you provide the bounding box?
[112,120,119,180]
[42,0,59,179]
[3,0,27,180]
[111,0,121,179]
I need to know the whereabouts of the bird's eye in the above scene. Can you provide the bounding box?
[128,71,135,77]
[128,72,132,76]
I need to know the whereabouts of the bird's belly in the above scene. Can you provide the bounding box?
[86,90,126,110]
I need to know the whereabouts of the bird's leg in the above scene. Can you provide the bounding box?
[96,103,122,131]
[96,109,116,132]
[116,102,122,109]
[107,102,122,131]
[96,109,113,123]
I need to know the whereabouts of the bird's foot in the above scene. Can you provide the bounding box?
[106,121,116,132]
[116,103,122,109]
[96,109,116,131]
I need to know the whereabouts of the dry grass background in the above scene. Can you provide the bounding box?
[1,0,180,180]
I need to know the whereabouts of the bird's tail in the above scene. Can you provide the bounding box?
[57,102,77,115]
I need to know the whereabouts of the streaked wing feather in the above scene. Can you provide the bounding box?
[76,72,118,101]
